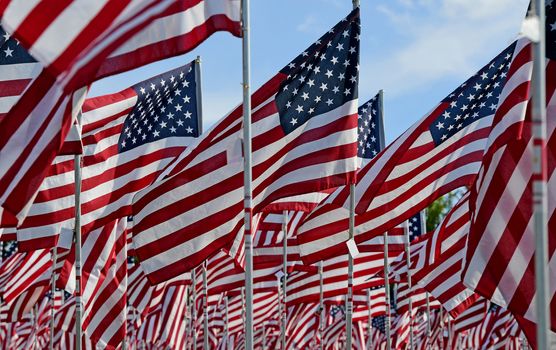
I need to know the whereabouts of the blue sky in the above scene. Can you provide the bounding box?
[89,0,529,144]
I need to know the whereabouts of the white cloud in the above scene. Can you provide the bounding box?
[296,15,320,34]
[360,0,529,99]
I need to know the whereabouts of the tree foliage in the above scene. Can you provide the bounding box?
[425,188,466,232]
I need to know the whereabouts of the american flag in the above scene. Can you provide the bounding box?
[284,303,320,350]
[463,2,555,335]
[0,26,40,121]
[0,0,239,231]
[16,62,201,250]
[297,39,523,264]
[413,193,481,318]
[132,9,361,284]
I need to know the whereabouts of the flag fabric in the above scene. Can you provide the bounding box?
[132,9,361,284]
[297,38,524,264]
[16,62,201,250]
[0,0,239,228]
[0,26,41,121]
[463,3,556,335]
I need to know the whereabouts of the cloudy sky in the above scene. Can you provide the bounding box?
[89,0,529,143]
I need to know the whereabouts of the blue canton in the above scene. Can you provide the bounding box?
[358,93,383,159]
[547,1,556,60]
[118,62,200,152]
[330,305,345,319]
[275,9,360,135]
[408,212,424,242]
[1,240,17,259]
[429,42,516,146]
[372,315,387,333]
[0,26,35,65]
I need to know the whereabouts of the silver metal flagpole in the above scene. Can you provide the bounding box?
[439,307,444,349]
[403,220,415,350]
[224,295,229,350]
[241,287,246,345]
[530,1,550,349]
[376,89,391,350]
[345,3,359,347]
[281,211,288,350]
[425,293,431,350]
[318,261,324,350]
[203,262,209,350]
[262,323,266,350]
[74,111,83,350]
[366,288,372,349]
[346,184,355,350]
[241,0,254,348]
[192,269,197,349]
[49,246,57,350]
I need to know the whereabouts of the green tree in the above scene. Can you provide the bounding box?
[425,188,466,232]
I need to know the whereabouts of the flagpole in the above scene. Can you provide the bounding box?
[439,307,444,349]
[192,269,197,349]
[403,220,414,350]
[530,1,550,349]
[241,0,254,348]
[203,262,209,350]
[318,260,324,350]
[74,111,83,350]
[346,184,355,350]
[281,211,288,350]
[425,293,431,350]
[262,323,266,350]
[49,246,57,350]
[224,295,229,349]
[241,287,246,345]
[376,89,391,350]
[366,288,372,349]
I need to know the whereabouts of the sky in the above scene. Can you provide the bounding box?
[89,0,530,144]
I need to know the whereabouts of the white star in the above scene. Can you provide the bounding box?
[331,56,339,65]
[140,87,146,94]
[301,92,310,100]
[2,32,9,42]
[298,75,306,83]
[332,86,340,94]
[170,75,175,82]
[186,126,193,133]
[160,121,167,128]
[150,83,156,90]
[174,88,182,96]
[320,83,328,91]
[307,79,315,87]
[481,72,488,80]
[170,126,177,133]
[338,73,345,81]
[4,46,13,57]
[343,88,351,96]
[349,46,356,54]
[350,76,357,83]
[160,79,166,86]
[342,30,349,37]
[286,101,292,108]
[290,118,298,125]
[314,96,321,103]
[326,98,333,106]
[185,111,192,119]
[121,140,126,148]
[489,103,497,111]
[325,70,333,78]
[295,105,304,113]
[132,137,137,144]
[183,95,191,103]
[182,80,190,88]
[443,111,451,119]
[288,62,296,69]
[343,59,350,67]
[308,107,315,114]
[175,104,183,112]
[177,119,184,126]
[436,122,444,129]
[336,43,344,51]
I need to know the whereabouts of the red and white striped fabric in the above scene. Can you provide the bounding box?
[297,39,526,264]
[132,10,361,283]
[395,282,441,315]
[286,251,398,305]
[463,15,555,333]
[412,193,481,318]
[0,249,51,304]
[285,302,320,350]
[453,297,489,334]
[0,0,240,230]
[17,62,201,250]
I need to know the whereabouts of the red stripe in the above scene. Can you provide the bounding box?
[0,78,32,98]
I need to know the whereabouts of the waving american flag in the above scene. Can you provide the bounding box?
[132,9,361,284]
[297,38,526,264]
